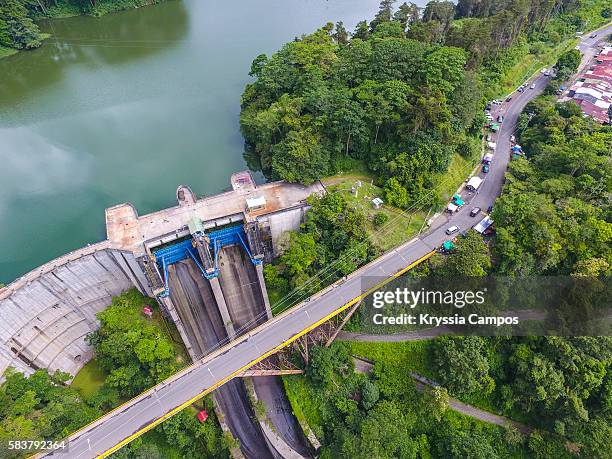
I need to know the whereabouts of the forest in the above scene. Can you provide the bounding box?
[493,97,611,276]
[241,0,610,208]
[0,0,163,53]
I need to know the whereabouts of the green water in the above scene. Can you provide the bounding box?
[0,0,383,283]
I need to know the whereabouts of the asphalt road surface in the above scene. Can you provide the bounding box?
[44,27,610,459]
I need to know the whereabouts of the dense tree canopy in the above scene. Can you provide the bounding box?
[493,97,611,276]
[265,192,375,294]
[241,7,480,206]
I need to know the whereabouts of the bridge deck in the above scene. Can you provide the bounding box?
[46,237,435,458]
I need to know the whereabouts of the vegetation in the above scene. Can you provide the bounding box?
[493,97,611,276]
[0,0,165,55]
[283,342,554,458]
[0,290,229,458]
[265,192,375,299]
[242,0,611,208]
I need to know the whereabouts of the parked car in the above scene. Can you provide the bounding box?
[589,34,597,38]
[518,86,525,92]
[530,83,536,89]
[497,115,504,123]
[445,225,460,235]
[482,164,490,173]
[487,205,493,213]
[470,207,481,217]
[505,96,512,102]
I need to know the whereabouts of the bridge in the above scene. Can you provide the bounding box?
[33,21,612,455]
[39,54,557,458]
[50,238,438,458]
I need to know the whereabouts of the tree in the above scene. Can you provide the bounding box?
[384,177,410,208]
[373,212,389,228]
[307,344,353,387]
[394,2,421,30]
[0,0,42,50]
[554,49,581,82]
[432,336,495,397]
[87,289,180,397]
[422,386,449,421]
[370,0,397,32]
[360,380,380,410]
[435,230,491,276]
[334,21,349,45]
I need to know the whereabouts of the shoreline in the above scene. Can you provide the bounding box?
[0,0,166,60]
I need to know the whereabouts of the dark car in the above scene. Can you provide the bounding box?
[470,207,481,217]
[505,96,512,102]
[482,164,490,173]
[497,115,504,123]
[487,205,493,213]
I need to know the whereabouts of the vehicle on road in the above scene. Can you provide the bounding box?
[483,153,493,164]
[544,70,550,76]
[446,225,460,235]
[467,176,483,191]
[497,115,504,123]
[505,97,512,102]
[487,205,493,213]
[530,83,536,89]
[518,85,525,92]
[482,164,490,173]
[470,207,481,217]
[589,33,597,38]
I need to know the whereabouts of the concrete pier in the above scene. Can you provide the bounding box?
[209,277,236,339]
[255,263,273,320]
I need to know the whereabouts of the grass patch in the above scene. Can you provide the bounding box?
[0,47,18,59]
[345,340,436,379]
[322,163,429,252]
[71,359,107,398]
[282,375,326,439]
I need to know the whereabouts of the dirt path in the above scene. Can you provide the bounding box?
[352,357,532,434]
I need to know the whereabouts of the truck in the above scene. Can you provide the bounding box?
[467,176,483,191]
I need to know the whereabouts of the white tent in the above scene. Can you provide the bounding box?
[246,195,266,212]
[474,216,493,234]
[446,203,459,213]
[467,176,483,191]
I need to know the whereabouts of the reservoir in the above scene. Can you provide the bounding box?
[0,0,381,283]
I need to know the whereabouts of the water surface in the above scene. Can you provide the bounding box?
[0,0,385,282]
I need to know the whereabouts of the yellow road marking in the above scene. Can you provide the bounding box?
[97,249,435,458]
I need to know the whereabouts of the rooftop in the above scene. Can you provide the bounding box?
[105,173,325,254]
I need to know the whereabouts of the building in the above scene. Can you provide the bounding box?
[568,46,612,124]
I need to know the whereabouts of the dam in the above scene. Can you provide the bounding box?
[1,172,322,457]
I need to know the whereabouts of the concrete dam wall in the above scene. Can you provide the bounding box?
[0,173,323,382]
[0,243,147,379]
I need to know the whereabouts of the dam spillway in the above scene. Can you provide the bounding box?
[0,172,324,379]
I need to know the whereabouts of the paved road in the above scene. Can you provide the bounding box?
[44,29,608,459]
